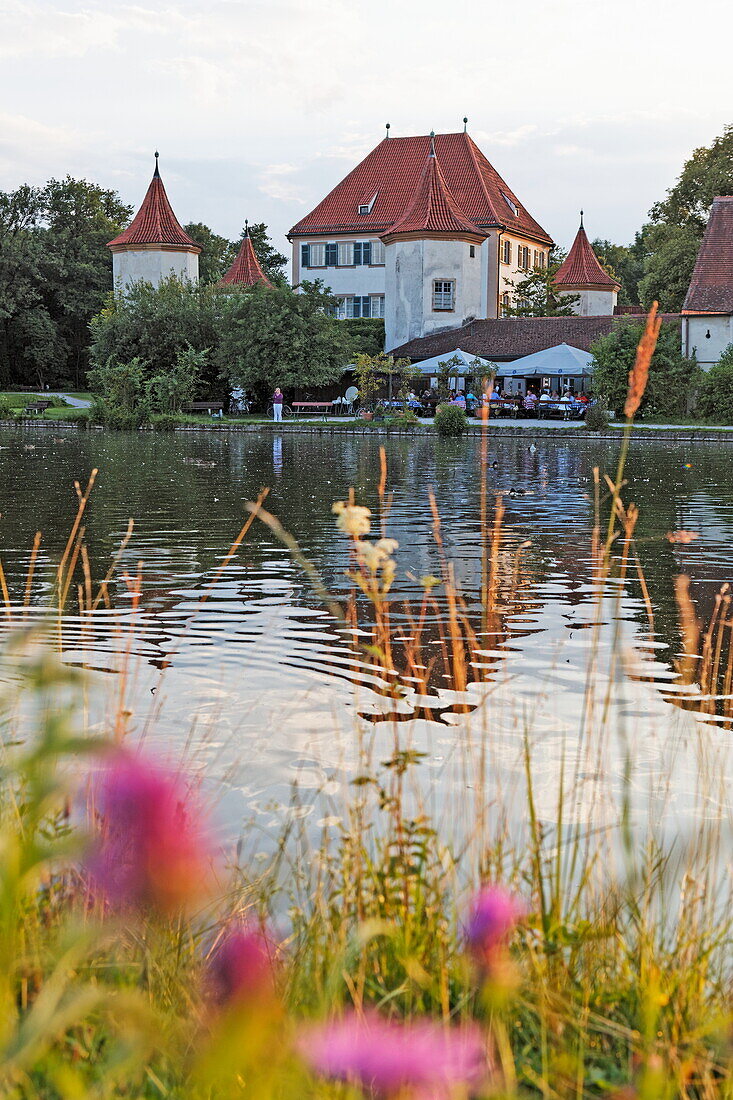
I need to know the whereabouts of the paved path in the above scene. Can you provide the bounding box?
[48,392,92,408]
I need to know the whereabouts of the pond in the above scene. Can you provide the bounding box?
[1,427,732,843]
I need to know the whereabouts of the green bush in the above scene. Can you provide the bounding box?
[584,398,610,432]
[90,399,145,431]
[434,403,467,436]
[591,321,700,419]
[696,344,733,423]
[63,409,90,428]
[0,397,14,419]
[151,413,179,432]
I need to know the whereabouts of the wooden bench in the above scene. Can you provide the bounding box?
[292,401,333,418]
[24,400,52,414]
[182,401,224,415]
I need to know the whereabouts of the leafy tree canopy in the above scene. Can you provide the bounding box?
[591,320,700,420]
[502,247,579,316]
[217,280,350,403]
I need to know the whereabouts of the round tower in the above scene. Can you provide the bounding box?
[381,136,486,350]
[107,153,201,292]
[553,213,620,316]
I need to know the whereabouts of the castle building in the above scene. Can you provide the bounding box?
[220,221,272,287]
[681,196,733,370]
[288,128,553,342]
[107,153,200,291]
[553,214,620,315]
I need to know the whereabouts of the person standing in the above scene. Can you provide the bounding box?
[272,387,284,422]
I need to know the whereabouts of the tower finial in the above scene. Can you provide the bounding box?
[580,209,584,229]
[429,130,436,157]
[244,218,249,237]
[385,121,391,139]
[154,150,160,178]
[463,116,468,132]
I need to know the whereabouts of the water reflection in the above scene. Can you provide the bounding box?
[0,428,732,827]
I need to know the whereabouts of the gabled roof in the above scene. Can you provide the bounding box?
[221,226,272,287]
[682,196,733,314]
[554,220,619,290]
[382,146,485,240]
[289,132,552,245]
[108,155,200,252]
[389,314,681,361]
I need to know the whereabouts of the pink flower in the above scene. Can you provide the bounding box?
[464,886,524,960]
[299,1012,487,1096]
[88,751,211,914]
[207,925,275,1008]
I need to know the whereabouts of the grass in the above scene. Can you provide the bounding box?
[0,310,732,1096]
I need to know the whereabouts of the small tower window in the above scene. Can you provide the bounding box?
[469,245,475,257]
[433,280,455,311]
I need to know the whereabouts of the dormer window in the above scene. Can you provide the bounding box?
[501,192,519,217]
[358,192,378,215]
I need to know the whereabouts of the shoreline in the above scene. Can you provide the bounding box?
[3,416,733,444]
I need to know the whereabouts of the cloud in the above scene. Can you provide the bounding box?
[257,164,306,205]
[0,1,168,59]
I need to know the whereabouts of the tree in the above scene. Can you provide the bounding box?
[183,222,237,284]
[42,177,132,387]
[591,233,646,306]
[637,124,733,311]
[343,318,385,359]
[146,345,207,412]
[217,280,349,403]
[591,320,700,419]
[89,277,223,395]
[0,185,47,386]
[503,248,579,316]
[697,344,733,423]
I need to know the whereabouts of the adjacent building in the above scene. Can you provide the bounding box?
[681,196,733,370]
[287,129,553,341]
[107,153,200,292]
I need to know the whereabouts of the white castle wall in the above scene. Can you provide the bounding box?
[559,287,617,317]
[113,249,199,293]
[291,236,386,297]
[683,315,733,370]
[385,237,483,350]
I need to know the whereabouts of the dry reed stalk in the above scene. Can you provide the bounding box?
[674,575,700,688]
[0,560,11,622]
[57,469,97,609]
[624,301,662,420]
[22,531,42,617]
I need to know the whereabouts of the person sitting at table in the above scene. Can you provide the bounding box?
[451,391,466,408]
[578,392,590,404]
[489,387,501,401]
[560,390,572,402]
[539,390,552,403]
[523,390,538,409]
[408,390,418,403]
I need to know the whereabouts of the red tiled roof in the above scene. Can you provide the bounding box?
[554,223,620,289]
[389,314,680,361]
[382,149,485,239]
[220,230,272,287]
[107,158,200,252]
[289,132,552,246]
[682,197,733,314]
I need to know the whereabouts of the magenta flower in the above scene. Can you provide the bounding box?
[207,925,275,1008]
[299,1012,487,1096]
[88,751,211,914]
[464,885,525,961]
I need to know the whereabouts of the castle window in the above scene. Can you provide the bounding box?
[370,294,385,318]
[469,245,475,257]
[358,192,378,215]
[337,242,354,266]
[518,246,530,270]
[501,239,511,264]
[308,243,325,267]
[325,243,338,266]
[354,241,372,265]
[432,280,455,311]
[501,291,511,316]
[501,192,519,217]
[340,296,371,318]
[370,240,385,265]
[538,251,546,269]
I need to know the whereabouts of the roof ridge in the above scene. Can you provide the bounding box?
[463,133,504,226]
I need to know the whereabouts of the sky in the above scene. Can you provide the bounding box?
[1,0,731,264]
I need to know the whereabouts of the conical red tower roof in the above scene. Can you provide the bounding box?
[108,154,200,252]
[381,142,486,242]
[682,197,733,313]
[554,216,619,289]
[220,225,272,287]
